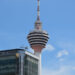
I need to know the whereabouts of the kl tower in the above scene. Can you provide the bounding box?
[27,0,49,75]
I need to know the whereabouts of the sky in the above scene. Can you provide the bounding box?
[0,0,75,75]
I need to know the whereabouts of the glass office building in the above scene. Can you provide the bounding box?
[0,49,39,75]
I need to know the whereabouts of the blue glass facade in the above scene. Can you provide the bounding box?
[0,55,19,75]
[0,49,38,75]
[24,55,38,75]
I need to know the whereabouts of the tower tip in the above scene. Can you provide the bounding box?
[37,0,40,21]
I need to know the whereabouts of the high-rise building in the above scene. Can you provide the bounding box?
[27,0,49,75]
[0,49,39,75]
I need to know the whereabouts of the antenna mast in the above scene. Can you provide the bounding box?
[37,0,40,21]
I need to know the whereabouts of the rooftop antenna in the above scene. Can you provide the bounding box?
[20,46,28,51]
[25,46,28,50]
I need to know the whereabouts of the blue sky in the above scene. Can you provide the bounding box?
[0,0,75,75]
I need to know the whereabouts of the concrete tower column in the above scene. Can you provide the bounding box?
[34,52,41,75]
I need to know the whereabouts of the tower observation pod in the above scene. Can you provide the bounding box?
[27,0,49,75]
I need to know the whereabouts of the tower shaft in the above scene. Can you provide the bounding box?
[34,52,41,75]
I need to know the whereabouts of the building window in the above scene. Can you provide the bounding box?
[0,56,18,75]
[24,55,38,75]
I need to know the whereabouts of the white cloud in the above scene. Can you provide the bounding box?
[58,42,75,53]
[72,67,75,70]
[59,58,65,62]
[42,66,73,75]
[44,44,55,51]
[57,50,69,58]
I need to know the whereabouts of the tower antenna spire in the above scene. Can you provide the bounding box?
[37,0,40,21]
